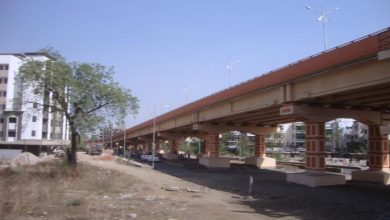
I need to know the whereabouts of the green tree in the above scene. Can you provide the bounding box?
[266,132,283,158]
[18,50,139,164]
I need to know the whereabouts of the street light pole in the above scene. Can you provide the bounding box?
[152,105,156,169]
[123,122,126,158]
[305,5,340,50]
[151,103,169,168]
[225,60,240,87]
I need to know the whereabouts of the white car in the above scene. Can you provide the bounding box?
[141,154,152,161]
[146,156,160,162]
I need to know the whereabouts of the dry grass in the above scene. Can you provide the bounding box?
[0,160,140,220]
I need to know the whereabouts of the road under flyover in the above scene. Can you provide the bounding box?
[110,27,390,187]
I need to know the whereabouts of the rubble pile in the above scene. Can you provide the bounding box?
[10,152,40,168]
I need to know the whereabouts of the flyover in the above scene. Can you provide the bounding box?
[109,27,390,187]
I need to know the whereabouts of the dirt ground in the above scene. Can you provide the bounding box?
[1,153,390,220]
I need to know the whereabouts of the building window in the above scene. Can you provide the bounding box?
[0,118,3,123]
[33,103,38,108]
[4,78,7,83]
[32,116,37,122]
[42,132,47,139]
[1,105,5,110]
[43,118,48,124]
[8,131,16,137]
[9,117,17,123]
[0,131,3,137]
[296,125,304,131]
[34,88,39,94]
[31,130,36,137]
[0,91,6,97]
[0,64,9,70]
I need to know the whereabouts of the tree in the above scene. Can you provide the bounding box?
[266,132,283,157]
[18,50,139,164]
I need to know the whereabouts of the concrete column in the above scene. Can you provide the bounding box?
[155,140,160,151]
[144,143,151,153]
[163,139,179,160]
[171,139,179,153]
[351,125,390,184]
[368,125,389,170]
[255,134,266,158]
[287,121,345,187]
[208,134,219,157]
[200,140,206,154]
[199,134,230,168]
[245,134,276,168]
[305,122,326,172]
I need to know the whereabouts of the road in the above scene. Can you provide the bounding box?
[80,153,390,220]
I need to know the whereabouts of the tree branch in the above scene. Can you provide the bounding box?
[85,101,114,114]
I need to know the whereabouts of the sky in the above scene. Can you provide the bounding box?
[1,0,389,128]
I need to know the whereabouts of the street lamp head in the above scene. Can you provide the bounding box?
[305,5,313,10]
[318,15,325,22]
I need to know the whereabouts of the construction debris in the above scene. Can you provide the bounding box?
[161,185,202,193]
[10,152,40,168]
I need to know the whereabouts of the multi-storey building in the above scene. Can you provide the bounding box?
[345,121,368,143]
[282,119,369,152]
[282,122,305,149]
[0,52,69,155]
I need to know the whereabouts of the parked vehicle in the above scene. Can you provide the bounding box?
[177,153,186,160]
[86,144,103,155]
[141,153,152,161]
[146,156,160,162]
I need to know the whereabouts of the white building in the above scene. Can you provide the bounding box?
[282,122,305,149]
[0,52,69,155]
[281,119,369,151]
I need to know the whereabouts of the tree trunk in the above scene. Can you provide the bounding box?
[68,128,78,165]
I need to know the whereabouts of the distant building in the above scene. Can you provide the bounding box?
[282,122,305,149]
[344,121,368,143]
[0,53,69,155]
[281,119,369,152]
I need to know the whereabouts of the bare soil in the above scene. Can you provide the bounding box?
[1,153,390,220]
[0,153,259,220]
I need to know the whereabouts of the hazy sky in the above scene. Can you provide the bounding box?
[1,0,389,127]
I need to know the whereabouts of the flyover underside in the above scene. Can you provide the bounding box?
[120,58,390,141]
[111,48,390,186]
[297,82,390,114]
